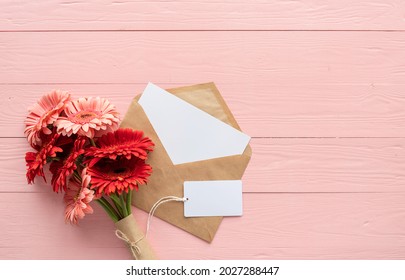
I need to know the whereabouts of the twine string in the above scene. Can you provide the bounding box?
[115,196,187,259]
[146,196,187,238]
[115,229,144,260]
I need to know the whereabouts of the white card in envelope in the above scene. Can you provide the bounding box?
[139,83,251,165]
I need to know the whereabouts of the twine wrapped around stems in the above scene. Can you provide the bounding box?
[115,229,143,259]
[115,214,157,260]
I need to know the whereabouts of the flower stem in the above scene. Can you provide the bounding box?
[120,194,129,217]
[89,138,96,147]
[73,170,81,182]
[126,189,132,215]
[96,198,119,222]
[109,193,125,218]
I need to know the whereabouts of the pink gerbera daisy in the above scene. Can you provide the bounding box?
[64,168,94,225]
[85,128,154,167]
[55,97,120,138]
[24,90,71,147]
[50,137,86,193]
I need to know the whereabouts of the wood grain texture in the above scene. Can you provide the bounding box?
[3,83,405,138]
[1,0,405,261]
[2,32,405,85]
[0,192,404,259]
[2,31,405,137]
[1,0,405,31]
[3,137,405,194]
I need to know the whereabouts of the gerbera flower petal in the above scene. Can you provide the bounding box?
[55,97,120,138]
[24,90,71,147]
[64,171,94,225]
[50,137,86,193]
[85,128,154,165]
[25,133,63,184]
[87,157,152,196]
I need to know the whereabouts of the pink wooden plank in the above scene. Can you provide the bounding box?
[0,248,128,260]
[2,83,405,137]
[1,0,404,263]
[3,137,405,193]
[1,0,405,31]
[248,137,405,193]
[2,32,405,86]
[0,192,404,259]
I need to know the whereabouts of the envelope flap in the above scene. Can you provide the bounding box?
[134,83,240,129]
[167,82,241,129]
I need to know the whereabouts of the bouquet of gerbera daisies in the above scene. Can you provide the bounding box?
[24,90,157,259]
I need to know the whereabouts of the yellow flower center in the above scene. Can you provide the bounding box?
[69,110,100,124]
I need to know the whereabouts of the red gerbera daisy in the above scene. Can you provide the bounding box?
[87,157,152,196]
[25,133,62,184]
[85,128,154,167]
[50,137,86,193]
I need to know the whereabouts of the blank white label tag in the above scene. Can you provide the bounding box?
[184,180,243,217]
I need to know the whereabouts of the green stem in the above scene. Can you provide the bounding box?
[73,170,81,182]
[96,199,119,222]
[120,194,129,217]
[109,194,125,218]
[126,189,132,215]
[89,138,96,147]
[99,197,121,219]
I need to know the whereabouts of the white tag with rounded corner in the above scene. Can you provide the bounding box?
[184,180,243,217]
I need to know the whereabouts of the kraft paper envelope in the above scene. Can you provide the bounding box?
[120,82,252,242]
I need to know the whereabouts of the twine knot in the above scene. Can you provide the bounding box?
[115,229,143,260]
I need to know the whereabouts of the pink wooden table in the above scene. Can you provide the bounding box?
[1,0,405,259]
